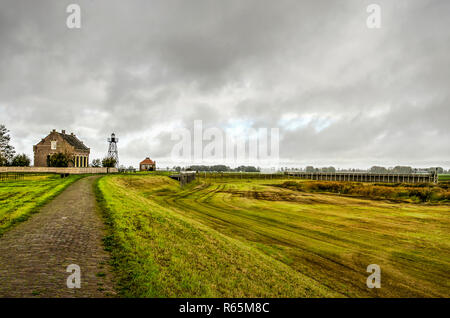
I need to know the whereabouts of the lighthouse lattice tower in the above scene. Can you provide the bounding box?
[107,133,119,167]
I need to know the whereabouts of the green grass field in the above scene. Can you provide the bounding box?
[0,174,83,236]
[97,175,450,297]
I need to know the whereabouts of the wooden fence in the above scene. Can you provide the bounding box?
[0,172,25,182]
[0,172,60,182]
[0,166,118,175]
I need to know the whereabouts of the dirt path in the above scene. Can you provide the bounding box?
[0,176,115,297]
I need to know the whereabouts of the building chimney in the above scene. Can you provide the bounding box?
[52,129,56,133]
[71,132,75,136]
[62,130,66,134]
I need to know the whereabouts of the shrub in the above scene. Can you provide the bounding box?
[102,157,117,168]
[278,180,449,203]
[47,152,73,167]
[11,153,31,167]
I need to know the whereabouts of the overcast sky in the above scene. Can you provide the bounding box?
[0,0,449,169]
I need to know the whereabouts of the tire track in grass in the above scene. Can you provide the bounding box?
[154,178,449,297]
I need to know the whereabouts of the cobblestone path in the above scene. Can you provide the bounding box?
[0,176,115,297]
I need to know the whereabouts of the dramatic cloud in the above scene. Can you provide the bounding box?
[0,0,449,168]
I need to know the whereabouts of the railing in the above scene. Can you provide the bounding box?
[284,171,438,184]
[190,171,438,184]
[0,172,25,182]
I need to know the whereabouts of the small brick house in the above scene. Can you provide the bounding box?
[139,157,156,171]
[33,129,90,167]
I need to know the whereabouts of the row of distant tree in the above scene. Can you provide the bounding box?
[368,166,447,174]
[173,165,261,172]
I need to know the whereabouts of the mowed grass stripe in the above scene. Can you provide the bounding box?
[160,181,443,274]
[97,175,339,298]
[214,182,450,296]
[149,180,374,296]
[156,183,433,296]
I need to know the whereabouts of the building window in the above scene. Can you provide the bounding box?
[51,140,57,150]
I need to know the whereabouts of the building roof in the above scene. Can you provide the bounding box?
[58,132,89,151]
[140,157,155,165]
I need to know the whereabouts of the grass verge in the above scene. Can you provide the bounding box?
[0,174,85,236]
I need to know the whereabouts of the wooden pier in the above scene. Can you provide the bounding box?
[285,171,438,184]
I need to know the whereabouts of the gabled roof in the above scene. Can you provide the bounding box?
[140,157,155,165]
[58,133,89,151]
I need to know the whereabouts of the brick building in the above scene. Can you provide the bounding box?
[139,157,156,171]
[33,129,90,167]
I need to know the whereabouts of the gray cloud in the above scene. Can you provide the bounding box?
[0,0,449,168]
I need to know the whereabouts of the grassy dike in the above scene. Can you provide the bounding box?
[0,174,85,236]
[94,175,338,297]
[96,174,450,297]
